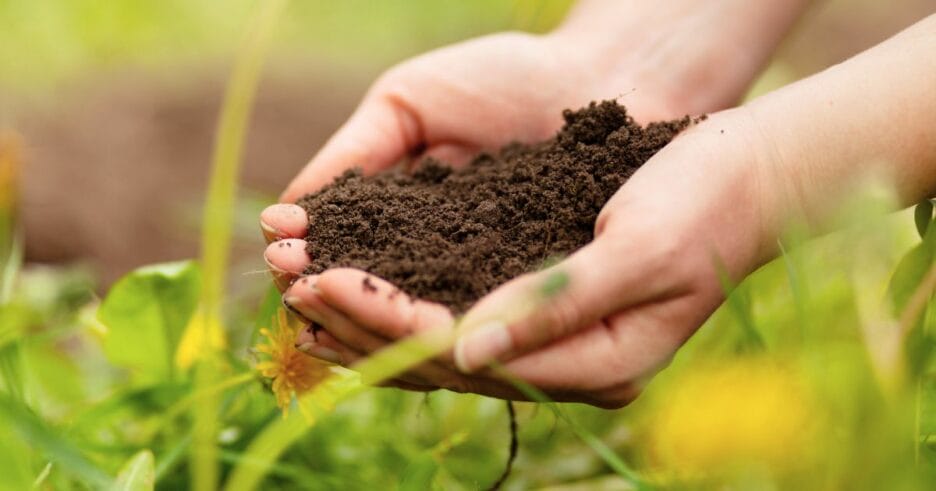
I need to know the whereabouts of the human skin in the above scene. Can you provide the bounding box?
[259,3,928,408]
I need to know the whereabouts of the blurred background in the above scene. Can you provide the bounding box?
[1,0,931,287]
[1,2,936,490]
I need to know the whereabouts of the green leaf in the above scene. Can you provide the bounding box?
[889,215,936,377]
[400,455,439,491]
[0,343,23,404]
[888,222,936,316]
[915,200,934,239]
[0,422,35,490]
[400,431,468,491]
[0,393,112,488]
[223,371,360,491]
[112,450,155,491]
[98,261,201,384]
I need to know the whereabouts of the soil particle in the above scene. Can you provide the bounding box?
[309,322,324,341]
[298,101,691,313]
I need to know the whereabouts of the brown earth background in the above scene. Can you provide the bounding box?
[2,0,931,287]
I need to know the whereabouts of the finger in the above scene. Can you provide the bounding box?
[294,322,317,347]
[498,297,693,390]
[285,276,391,353]
[298,329,434,389]
[264,239,311,292]
[453,238,673,373]
[260,204,308,243]
[314,268,454,344]
[295,325,347,365]
[290,270,537,397]
[303,314,642,404]
[285,276,462,386]
[280,90,422,203]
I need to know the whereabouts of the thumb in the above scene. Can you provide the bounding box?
[279,90,422,203]
[453,238,651,373]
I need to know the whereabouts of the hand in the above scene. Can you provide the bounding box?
[261,0,815,404]
[277,30,686,204]
[261,29,701,398]
[269,13,936,406]
[262,106,770,406]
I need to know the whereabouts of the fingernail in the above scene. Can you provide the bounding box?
[283,295,303,315]
[282,292,326,324]
[260,219,280,238]
[454,320,512,373]
[263,253,288,275]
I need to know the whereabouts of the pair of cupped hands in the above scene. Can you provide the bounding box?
[260,33,772,408]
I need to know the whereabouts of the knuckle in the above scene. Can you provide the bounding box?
[395,302,452,345]
[371,65,411,96]
[594,209,611,236]
[409,303,448,334]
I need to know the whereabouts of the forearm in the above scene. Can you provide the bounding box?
[748,13,936,252]
[551,0,814,114]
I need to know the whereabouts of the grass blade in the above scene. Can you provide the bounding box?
[191,1,289,489]
[489,365,650,490]
[113,450,155,491]
[712,254,765,350]
[225,329,450,490]
[0,393,112,488]
[223,370,359,491]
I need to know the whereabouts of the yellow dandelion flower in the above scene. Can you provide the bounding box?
[647,357,819,479]
[255,309,331,413]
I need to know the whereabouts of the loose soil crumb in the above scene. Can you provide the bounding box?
[298,101,691,313]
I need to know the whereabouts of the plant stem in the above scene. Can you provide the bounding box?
[193,1,288,490]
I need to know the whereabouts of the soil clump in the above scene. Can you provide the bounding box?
[299,101,691,313]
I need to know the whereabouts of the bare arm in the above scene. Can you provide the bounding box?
[554,0,814,116]
[748,13,936,252]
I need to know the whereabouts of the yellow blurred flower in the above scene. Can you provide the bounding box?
[0,131,20,212]
[175,308,227,371]
[647,358,818,478]
[255,309,331,413]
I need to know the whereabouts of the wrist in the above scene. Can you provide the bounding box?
[545,0,811,117]
[621,107,779,282]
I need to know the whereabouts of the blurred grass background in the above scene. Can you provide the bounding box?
[0,0,568,95]
[1,1,935,490]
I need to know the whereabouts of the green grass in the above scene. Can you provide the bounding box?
[0,0,572,94]
[0,207,934,488]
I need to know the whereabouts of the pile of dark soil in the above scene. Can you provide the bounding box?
[298,101,691,313]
